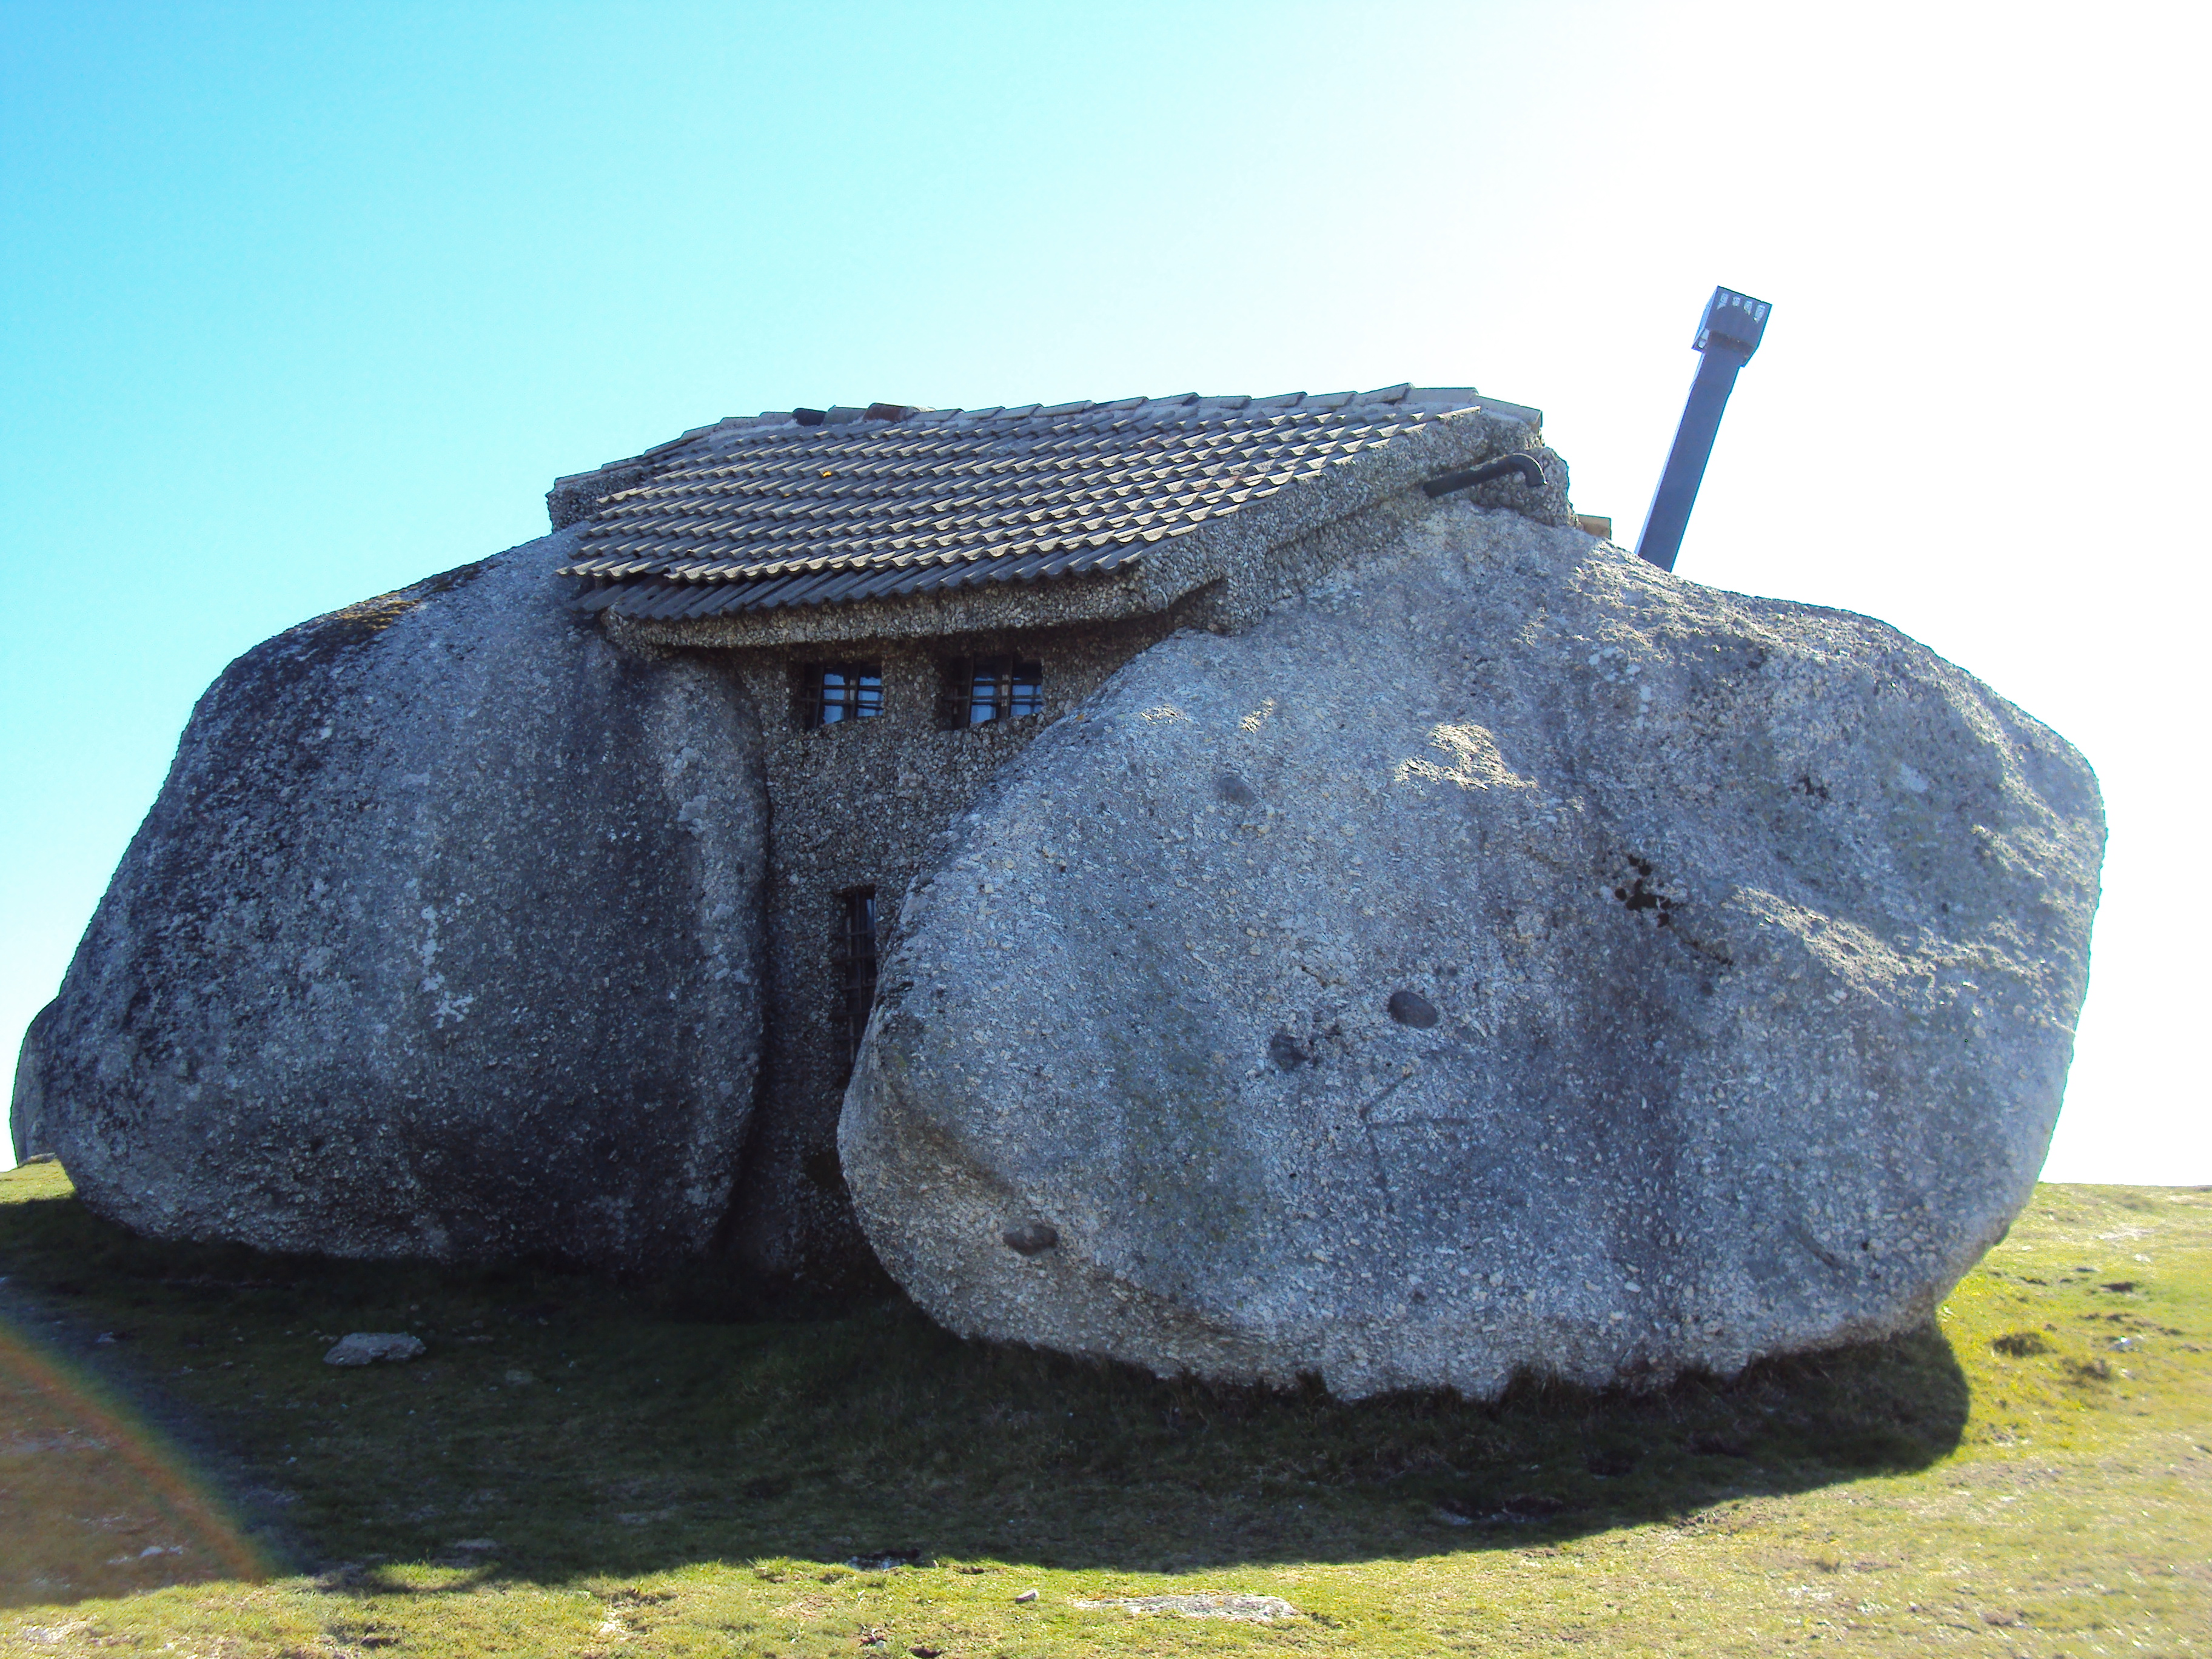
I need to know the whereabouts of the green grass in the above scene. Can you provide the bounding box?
[2,1161,2205,1655]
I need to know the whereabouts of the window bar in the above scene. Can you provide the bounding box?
[840,888,878,1071]
[814,665,883,726]
[965,658,1043,725]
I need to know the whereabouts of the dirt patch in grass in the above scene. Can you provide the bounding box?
[2,1164,2206,1655]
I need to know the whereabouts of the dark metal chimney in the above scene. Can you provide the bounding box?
[1637,286,1771,572]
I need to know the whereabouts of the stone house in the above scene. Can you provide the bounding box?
[18,374,2103,1390]
[544,386,1574,1291]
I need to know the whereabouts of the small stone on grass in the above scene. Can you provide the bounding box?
[324,1332,424,1366]
[1074,1593,1300,1621]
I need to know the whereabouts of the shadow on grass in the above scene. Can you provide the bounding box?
[0,1178,1967,1601]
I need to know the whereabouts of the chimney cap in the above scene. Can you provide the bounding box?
[1695,287,1771,360]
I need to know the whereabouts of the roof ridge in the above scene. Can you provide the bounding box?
[558,386,1496,482]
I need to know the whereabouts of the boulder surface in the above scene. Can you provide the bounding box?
[19,528,769,1269]
[842,506,2103,1398]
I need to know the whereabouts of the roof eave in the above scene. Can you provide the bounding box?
[608,560,1158,651]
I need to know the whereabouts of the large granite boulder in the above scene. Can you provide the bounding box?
[9,1001,56,1163]
[842,505,2103,1398]
[16,528,769,1269]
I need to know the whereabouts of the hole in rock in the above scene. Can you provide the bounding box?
[1386,990,1439,1028]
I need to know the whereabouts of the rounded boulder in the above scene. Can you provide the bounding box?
[20,529,769,1269]
[841,506,2103,1398]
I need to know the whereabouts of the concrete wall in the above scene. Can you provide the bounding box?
[706,594,1215,1293]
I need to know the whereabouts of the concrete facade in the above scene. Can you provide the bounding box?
[679,598,1215,1290]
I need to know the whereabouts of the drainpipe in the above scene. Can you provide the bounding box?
[1636,286,1771,572]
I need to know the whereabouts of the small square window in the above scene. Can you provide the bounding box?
[959,657,1043,726]
[838,887,879,1071]
[806,664,883,728]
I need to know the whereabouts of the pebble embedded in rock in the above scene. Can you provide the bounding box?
[1002,1222,1059,1255]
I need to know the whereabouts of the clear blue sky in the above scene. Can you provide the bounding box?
[4,2,2204,1178]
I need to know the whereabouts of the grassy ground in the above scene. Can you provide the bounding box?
[0,1162,2204,1657]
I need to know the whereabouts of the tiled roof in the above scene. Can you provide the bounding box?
[555,386,1539,623]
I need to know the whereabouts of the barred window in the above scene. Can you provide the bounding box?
[959,657,1043,726]
[838,887,878,1071]
[806,664,883,728]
